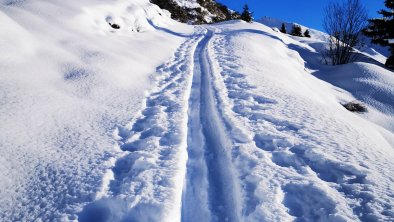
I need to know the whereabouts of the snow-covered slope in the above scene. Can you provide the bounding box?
[259,16,394,137]
[0,0,193,221]
[1,2,393,222]
[260,17,329,41]
[260,16,390,63]
[204,21,393,221]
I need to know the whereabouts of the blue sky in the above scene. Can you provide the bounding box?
[217,0,385,31]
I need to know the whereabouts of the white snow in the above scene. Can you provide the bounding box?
[206,21,393,221]
[173,0,200,9]
[0,0,193,221]
[1,2,393,222]
[259,17,394,136]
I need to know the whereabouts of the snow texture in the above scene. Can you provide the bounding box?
[0,2,393,222]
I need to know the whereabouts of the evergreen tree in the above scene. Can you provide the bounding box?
[240,4,253,23]
[363,0,394,68]
[304,29,311,38]
[290,25,302,36]
[280,23,287,34]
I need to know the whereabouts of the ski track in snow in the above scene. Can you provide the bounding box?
[79,27,206,222]
[2,0,393,220]
[181,30,241,222]
[78,26,394,222]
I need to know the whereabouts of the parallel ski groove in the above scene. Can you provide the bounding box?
[182,30,241,222]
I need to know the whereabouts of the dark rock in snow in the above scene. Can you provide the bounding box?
[109,23,120,29]
[343,101,367,113]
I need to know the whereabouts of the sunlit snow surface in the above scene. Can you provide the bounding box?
[0,0,192,221]
[0,1,393,221]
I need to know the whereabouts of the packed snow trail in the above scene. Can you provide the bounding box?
[80,28,243,222]
[181,30,241,222]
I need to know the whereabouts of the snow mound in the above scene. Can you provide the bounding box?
[316,62,394,132]
[77,0,174,34]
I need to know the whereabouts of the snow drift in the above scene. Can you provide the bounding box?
[259,16,394,137]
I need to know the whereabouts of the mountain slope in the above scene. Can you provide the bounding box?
[0,1,393,222]
[0,0,193,220]
[79,20,393,221]
[260,16,390,62]
[259,16,394,137]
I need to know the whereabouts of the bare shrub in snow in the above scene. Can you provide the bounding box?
[323,0,368,65]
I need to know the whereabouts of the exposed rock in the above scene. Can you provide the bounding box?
[150,0,239,24]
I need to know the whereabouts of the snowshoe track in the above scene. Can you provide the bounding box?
[210,31,394,221]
